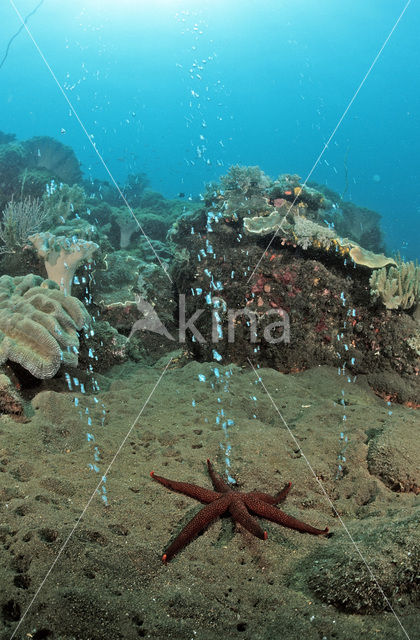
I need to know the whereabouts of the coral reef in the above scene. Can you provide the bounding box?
[0,137,416,404]
[0,135,83,214]
[269,174,330,212]
[370,261,420,310]
[42,183,86,225]
[91,172,150,207]
[131,209,173,242]
[52,218,106,245]
[205,166,271,224]
[0,274,89,379]
[292,214,336,249]
[201,166,395,271]
[220,164,270,197]
[168,166,419,404]
[123,172,150,206]
[94,253,142,306]
[29,231,98,295]
[109,199,185,250]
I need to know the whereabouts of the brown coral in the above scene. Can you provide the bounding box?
[348,245,396,269]
[370,261,420,309]
[0,274,89,379]
[243,209,285,236]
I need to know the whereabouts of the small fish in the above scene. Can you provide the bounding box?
[178,192,185,198]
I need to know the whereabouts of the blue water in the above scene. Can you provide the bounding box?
[1,0,418,259]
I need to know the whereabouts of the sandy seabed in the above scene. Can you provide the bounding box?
[0,356,419,640]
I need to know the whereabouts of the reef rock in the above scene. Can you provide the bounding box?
[367,420,420,494]
[308,512,420,613]
[168,167,419,405]
[0,372,24,417]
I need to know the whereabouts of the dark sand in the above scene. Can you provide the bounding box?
[0,357,419,640]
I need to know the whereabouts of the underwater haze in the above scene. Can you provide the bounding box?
[1,2,420,640]
[1,0,419,258]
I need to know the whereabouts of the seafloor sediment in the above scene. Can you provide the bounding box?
[0,358,419,640]
[1,141,419,639]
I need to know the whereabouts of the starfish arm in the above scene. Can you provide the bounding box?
[206,459,231,493]
[228,496,267,540]
[247,482,292,505]
[244,495,329,535]
[162,494,232,562]
[150,471,222,503]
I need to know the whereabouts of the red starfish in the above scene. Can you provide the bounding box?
[150,459,329,563]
